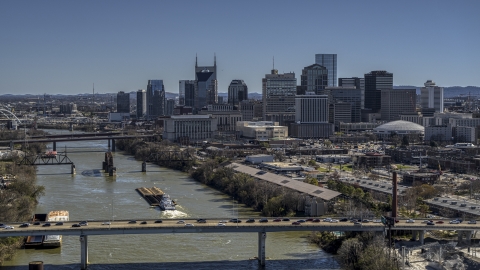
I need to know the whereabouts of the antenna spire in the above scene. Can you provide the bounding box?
[214,53,216,66]
[273,56,274,69]
[195,54,198,67]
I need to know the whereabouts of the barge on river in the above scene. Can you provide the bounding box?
[25,210,69,248]
[136,187,176,210]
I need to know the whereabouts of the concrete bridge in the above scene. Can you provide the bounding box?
[1,133,157,151]
[1,218,479,269]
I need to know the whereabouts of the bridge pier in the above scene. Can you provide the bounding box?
[10,141,13,150]
[71,164,76,175]
[53,142,57,151]
[80,235,88,270]
[108,139,111,149]
[258,232,266,266]
[458,231,464,243]
[419,230,425,245]
[109,167,116,177]
[411,230,418,241]
[142,161,147,172]
[466,231,473,244]
[112,139,116,152]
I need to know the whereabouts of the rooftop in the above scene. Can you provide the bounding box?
[227,163,341,201]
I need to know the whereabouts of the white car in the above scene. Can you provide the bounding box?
[102,222,111,225]
[330,219,339,223]
[323,218,332,222]
[217,223,226,226]
[449,220,460,224]
[176,220,185,224]
[373,219,382,223]
[185,223,194,227]
[468,220,477,224]
[406,219,415,223]
[4,226,14,230]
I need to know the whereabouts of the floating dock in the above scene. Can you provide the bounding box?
[135,187,165,206]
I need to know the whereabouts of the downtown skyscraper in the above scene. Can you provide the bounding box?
[364,70,393,113]
[315,54,337,87]
[195,56,218,111]
[146,80,165,118]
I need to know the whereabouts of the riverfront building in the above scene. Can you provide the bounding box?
[163,115,218,143]
[315,54,337,87]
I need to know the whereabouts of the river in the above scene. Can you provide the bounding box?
[2,130,340,269]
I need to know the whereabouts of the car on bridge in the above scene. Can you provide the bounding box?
[246,218,255,223]
[4,226,14,230]
[259,218,268,223]
[185,223,194,227]
[55,222,64,226]
[140,221,147,224]
[128,220,137,224]
[468,220,477,224]
[282,218,290,221]
[313,219,320,223]
[449,220,460,224]
[406,219,415,223]
[196,219,207,223]
[72,224,81,227]
[229,218,242,223]
[176,220,185,224]
[79,221,88,226]
[436,220,444,224]
[102,222,111,225]
[427,221,435,225]
[217,223,226,226]
[154,220,163,223]
[292,222,301,225]
[273,218,281,222]
[42,223,51,227]
[19,223,30,228]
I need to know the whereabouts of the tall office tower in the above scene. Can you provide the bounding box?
[116,91,130,113]
[147,80,165,117]
[315,54,337,87]
[262,69,297,125]
[298,64,328,95]
[364,70,393,113]
[329,102,352,127]
[228,80,248,106]
[195,56,218,110]
[328,87,363,122]
[381,89,416,121]
[295,94,329,123]
[421,80,444,113]
[165,99,175,116]
[179,80,195,107]
[136,89,146,118]
[338,77,365,91]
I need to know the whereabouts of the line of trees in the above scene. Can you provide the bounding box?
[190,160,304,216]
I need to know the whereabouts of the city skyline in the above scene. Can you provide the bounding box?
[1,0,479,95]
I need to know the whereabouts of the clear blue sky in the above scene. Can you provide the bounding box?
[1,0,479,95]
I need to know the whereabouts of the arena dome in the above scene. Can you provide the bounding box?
[373,120,424,136]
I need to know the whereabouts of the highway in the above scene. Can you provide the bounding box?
[2,218,480,237]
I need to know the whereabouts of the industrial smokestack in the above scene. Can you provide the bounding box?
[392,171,398,219]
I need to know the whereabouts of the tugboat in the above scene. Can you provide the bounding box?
[159,194,176,211]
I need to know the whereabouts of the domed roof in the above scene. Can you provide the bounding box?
[374,120,424,133]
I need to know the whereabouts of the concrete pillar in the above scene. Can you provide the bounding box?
[258,232,266,266]
[53,141,56,151]
[458,231,464,243]
[70,122,74,131]
[108,139,111,148]
[142,161,147,172]
[419,230,425,245]
[10,141,13,151]
[80,235,88,270]
[71,164,76,175]
[109,167,116,177]
[112,139,116,152]
[466,231,473,243]
[411,230,418,241]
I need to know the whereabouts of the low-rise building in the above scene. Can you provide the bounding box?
[315,155,351,163]
[402,171,440,185]
[352,152,391,168]
[236,121,288,140]
[163,115,218,143]
[245,154,274,164]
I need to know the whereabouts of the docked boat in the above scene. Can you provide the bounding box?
[159,194,176,211]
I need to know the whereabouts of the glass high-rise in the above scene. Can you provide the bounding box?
[364,70,393,113]
[315,54,337,87]
[262,69,296,125]
[136,89,146,118]
[179,80,195,107]
[195,56,218,111]
[299,64,328,95]
[116,91,130,113]
[147,80,165,117]
[228,80,248,106]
